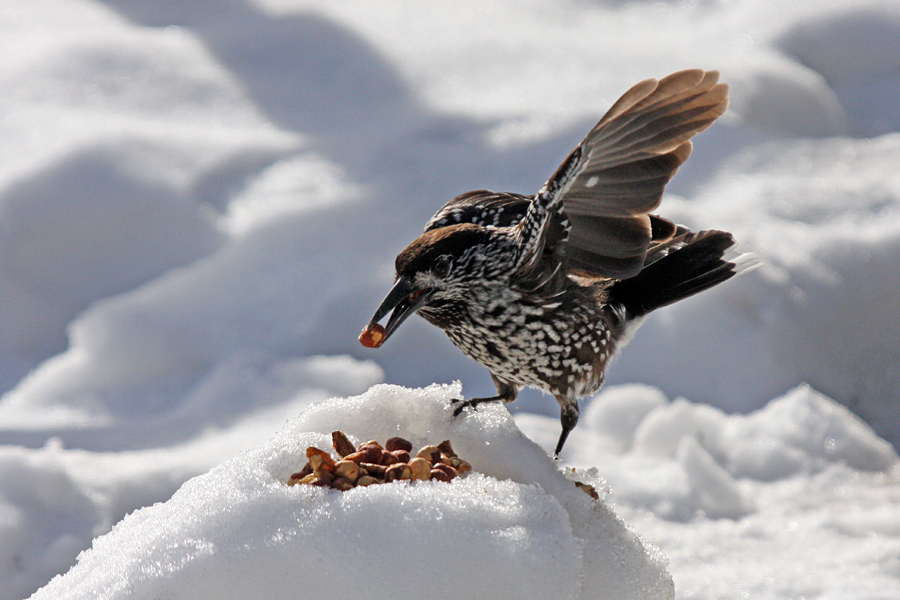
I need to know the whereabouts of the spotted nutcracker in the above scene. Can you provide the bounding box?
[360,70,755,456]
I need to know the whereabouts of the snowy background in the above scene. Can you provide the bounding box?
[1,0,899,598]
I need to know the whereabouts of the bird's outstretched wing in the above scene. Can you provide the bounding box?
[518,69,729,281]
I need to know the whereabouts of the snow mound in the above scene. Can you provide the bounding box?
[713,385,899,479]
[632,384,897,478]
[32,384,673,600]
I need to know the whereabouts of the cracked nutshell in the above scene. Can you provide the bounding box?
[287,431,473,491]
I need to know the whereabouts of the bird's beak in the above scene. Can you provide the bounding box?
[359,277,433,348]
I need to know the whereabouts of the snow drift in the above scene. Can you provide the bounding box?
[31,384,674,600]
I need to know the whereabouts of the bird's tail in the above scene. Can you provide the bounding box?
[606,229,759,319]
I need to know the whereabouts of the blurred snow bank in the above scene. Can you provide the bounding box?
[0,1,299,393]
[0,354,382,600]
[776,5,900,136]
[520,383,898,523]
[31,384,673,600]
[519,383,900,600]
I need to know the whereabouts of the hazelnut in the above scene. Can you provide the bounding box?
[390,450,411,464]
[288,463,312,483]
[334,460,361,483]
[380,452,399,466]
[356,445,384,464]
[331,431,356,457]
[437,440,457,458]
[306,447,335,474]
[359,324,386,348]
[575,481,600,500]
[360,462,387,478]
[356,476,379,486]
[453,459,472,474]
[385,463,413,482]
[342,451,365,464]
[331,477,355,491]
[408,457,432,480]
[416,445,441,464]
[432,463,458,480]
[429,469,451,482]
[385,437,413,453]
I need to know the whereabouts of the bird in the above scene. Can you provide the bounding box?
[359,69,754,457]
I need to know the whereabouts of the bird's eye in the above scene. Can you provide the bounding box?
[433,255,452,278]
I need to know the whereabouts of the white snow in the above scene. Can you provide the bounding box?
[30,385,674,600]
[1,0,900,598]
[523,383,900,599]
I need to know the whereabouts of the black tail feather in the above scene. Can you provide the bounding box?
[607,230,740,318]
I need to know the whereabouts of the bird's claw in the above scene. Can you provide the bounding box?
[450,398,474,417]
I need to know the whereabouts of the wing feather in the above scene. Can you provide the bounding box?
[422,70,729,284]
[545,69,729,279]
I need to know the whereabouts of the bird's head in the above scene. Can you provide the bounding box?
[359,223,506,348]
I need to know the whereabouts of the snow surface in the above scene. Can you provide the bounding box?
[30,385,674,600]
[523,383,900,600]
[1,0,900,598]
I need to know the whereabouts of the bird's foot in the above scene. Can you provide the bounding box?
[449,397,468,417]
[450,395,506,417]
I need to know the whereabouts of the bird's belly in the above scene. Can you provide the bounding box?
[444,316,612,398]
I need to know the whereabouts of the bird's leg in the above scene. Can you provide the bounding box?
[452,376,518,417]
[553,398,580,458]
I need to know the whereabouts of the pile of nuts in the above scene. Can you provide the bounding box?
[288,431,473,491]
